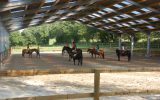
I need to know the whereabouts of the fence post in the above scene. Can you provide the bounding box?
[94,69,100,100]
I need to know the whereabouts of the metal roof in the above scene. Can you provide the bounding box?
[0,0,160,33]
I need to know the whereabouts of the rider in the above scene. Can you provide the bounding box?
[96,44,99,52]
[65,42,69,47]
[72,40,77,53]
[27,43,30,53]
[121,43,126,54]
[72,40,76,49]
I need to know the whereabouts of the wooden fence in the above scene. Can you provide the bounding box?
[0,48,11,67]
[1,67,160,100]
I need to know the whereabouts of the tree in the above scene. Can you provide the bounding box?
[9,31,24,46]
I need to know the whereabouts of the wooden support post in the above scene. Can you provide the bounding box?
[94,69,100,100]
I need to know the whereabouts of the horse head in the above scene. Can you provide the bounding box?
[62,46,72,56]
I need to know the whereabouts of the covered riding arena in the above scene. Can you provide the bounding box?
[0,0,160,100]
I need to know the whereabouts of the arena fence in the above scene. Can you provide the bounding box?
[0,48,11,67]
[1,67,160,100]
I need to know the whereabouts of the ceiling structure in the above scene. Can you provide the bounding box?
[0,0,160,34]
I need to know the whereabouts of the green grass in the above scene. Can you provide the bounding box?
[11,43,160,55]
[11,46,63,53]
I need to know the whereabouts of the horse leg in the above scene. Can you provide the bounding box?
[128,53,131,62]
[38,53,40,58]
[78,59,80,65]
[69,56,70,61]
[69,55,72,61]
[118,55,120,61]
[29,52,32,58]
[74,59,75,65]
[102,53,105,59]
[80,58,82,66]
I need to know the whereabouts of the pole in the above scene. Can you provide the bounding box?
[118,34,122,49]
[130,34,134,55]
[146,32,151,57]
[94,69,100,100]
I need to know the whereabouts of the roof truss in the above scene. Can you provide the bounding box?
[0,0,159,33]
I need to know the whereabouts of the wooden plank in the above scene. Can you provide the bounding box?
[3,90,160,100]
[6,97,35,100]
[100,89,160,96]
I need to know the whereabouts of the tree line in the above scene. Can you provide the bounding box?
[9,21,160,46]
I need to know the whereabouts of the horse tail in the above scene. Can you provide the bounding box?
[102,52,105,59]
[127,50,131,61]
[81,52,83,66]
[62,46,64,56]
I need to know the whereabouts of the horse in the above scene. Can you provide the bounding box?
[29,48,40,58]
[116,49,131,62]
[22,49,31,57]
[87,48,105,59]
[22,48,40,58]
[62,46,83,66]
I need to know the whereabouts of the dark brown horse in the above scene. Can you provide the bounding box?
[62,46,83,66]
[22,48,40,58]
[116,49,131,61]
[22,49,31,57]
[87,48,104,59]
[29,48,40,58]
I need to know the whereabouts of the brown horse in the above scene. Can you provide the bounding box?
[29,48,40,58]
[116,49,131,61]
[22,49,31,57]
[22,48,40,58]
[87,48,104,59]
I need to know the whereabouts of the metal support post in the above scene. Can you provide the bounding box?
[146,32,151,57]
[130,34,134,55]
[118,34,122,49]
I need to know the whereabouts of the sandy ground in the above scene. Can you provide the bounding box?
[0,72,160,99]
[0,52,160,99]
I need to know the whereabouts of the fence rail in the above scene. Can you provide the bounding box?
[1,67,160,100]
[0,48,11,67]
[12,42,160,49]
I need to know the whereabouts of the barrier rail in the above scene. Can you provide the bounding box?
[0,48,11,67]
[1,67,160,100]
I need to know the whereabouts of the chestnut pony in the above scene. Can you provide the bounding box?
[87,48,104,59]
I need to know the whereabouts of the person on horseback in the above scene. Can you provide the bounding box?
[72,40,76,49]
[65,42,69,47]
[72,40,77,53]
[27,43,30,53]
[96,44,99,52]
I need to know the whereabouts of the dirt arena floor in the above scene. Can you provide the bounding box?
[1,50,160,70]
[0,51,160,100]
